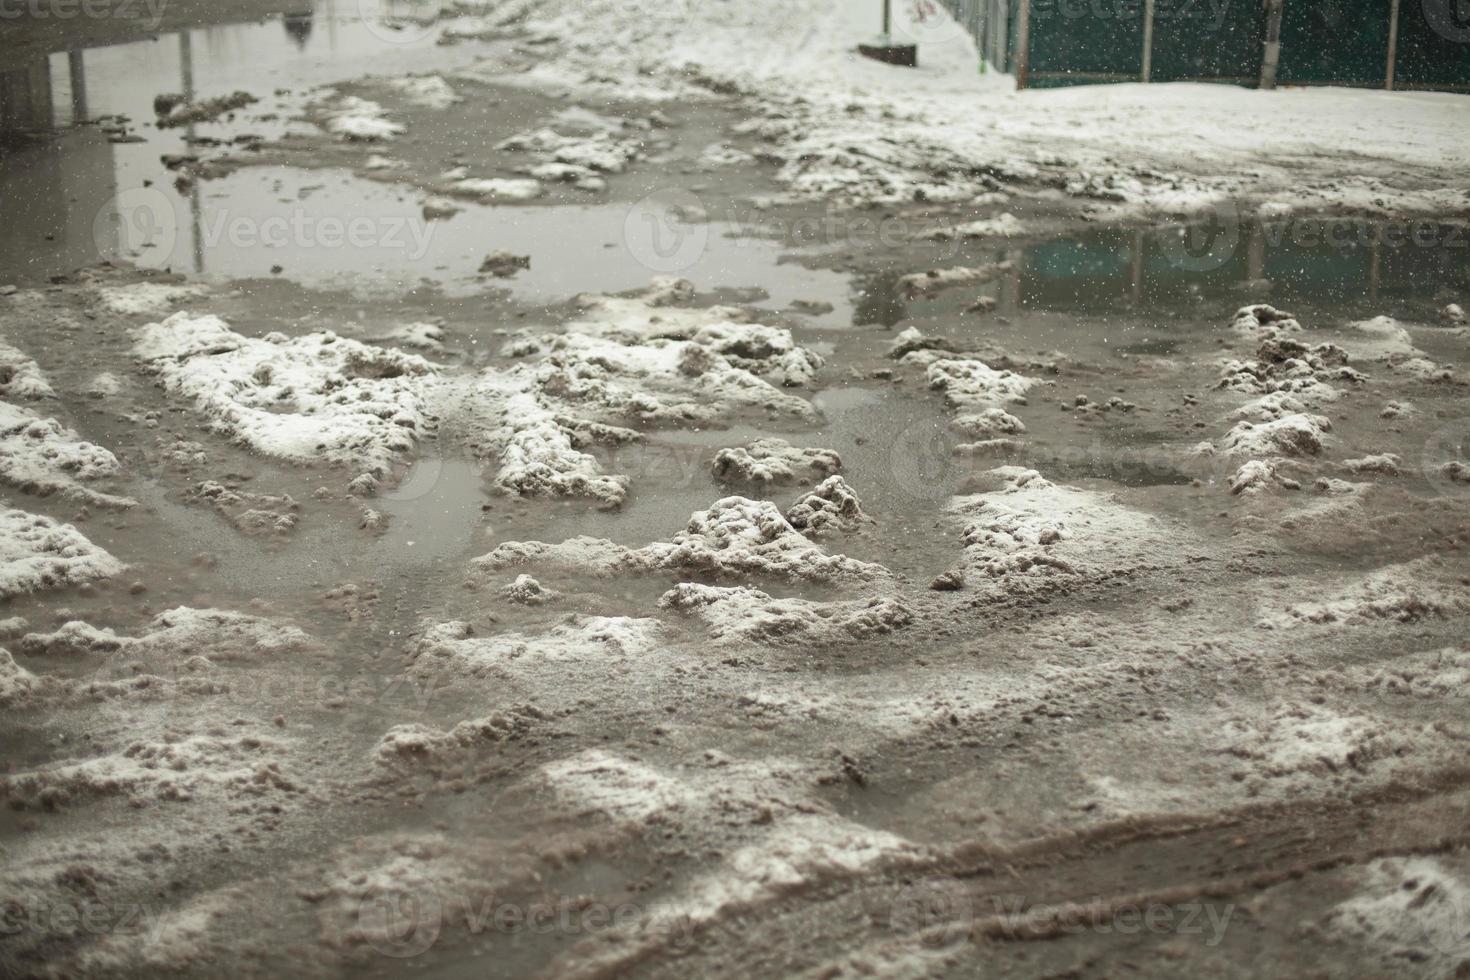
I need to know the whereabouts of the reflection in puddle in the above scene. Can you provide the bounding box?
[855,218,1469,326]
[96,165,856,316]
[373,457,487,561]
[1021,220,1469,308]
[1021,221,1465,312]
[0,0,488,279]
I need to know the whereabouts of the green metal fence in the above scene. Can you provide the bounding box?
[939,0,1470,92]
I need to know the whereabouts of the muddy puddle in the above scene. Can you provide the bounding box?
[0,0,491,276]
[1,3,1469,979]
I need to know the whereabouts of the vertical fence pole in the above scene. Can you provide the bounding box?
[882,0,892,38]
[1142,0,1156,82]
[1259,0,1284,89]
[67,50,87,124]
[1015,0,1032,89]
[1385,0,1401,90]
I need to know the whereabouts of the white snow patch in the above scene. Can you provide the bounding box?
[382,74,462,109]
[447,177,544,201]
[475,495,889,583]
[318,96,404,141]
[94,282,208,316]
[408,616,665,678]
[659,583,909,647]
[0,336,56,399]
[711,438,840,483]
[0,505,123,598]
[1217,413,1331,459]
[1330,857,1470,974]
[132,312,435,479]
[0,401,134,507]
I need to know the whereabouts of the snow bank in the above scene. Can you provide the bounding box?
[461,381,630,507]
[1229,459,1300,496]
[922,357,1038,411]
[564,280,823,389]
[495,112,647,186]
[371,322,445,352]
[445,177,544,202]
[474,0,1470,214]
[374,706,542,771]
[500,573,560,605]
[0,647,43,706]
[540,748,928,970]
[1348,315,1455,382]
[1218,331,1355,420]
[459,281,825,506]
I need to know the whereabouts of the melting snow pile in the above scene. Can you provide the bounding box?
[382,74,462,109]
[711,438,841,484]
[132,313,435,484]
[316,95,405,141]
[0,506,122,598]
[0,400,132,510]
[659,583,908,647]
[467,280,824,506]
[1329,857,1470,975]
[1216,413,1332,459]
[948,467,1187,602]
[474,494,888,583]
[408,616,665,678]
[784,475,872,536]
[1256,559,1466,629]
[495,105,655,191]
[0,336,58,399]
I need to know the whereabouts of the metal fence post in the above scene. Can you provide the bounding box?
[1142,0,1156,82]
[1385,0,1401,90]
[1259,0,1284,90]
[1015,0,1032,89]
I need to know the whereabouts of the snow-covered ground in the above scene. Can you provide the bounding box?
[451,0,1470,214]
